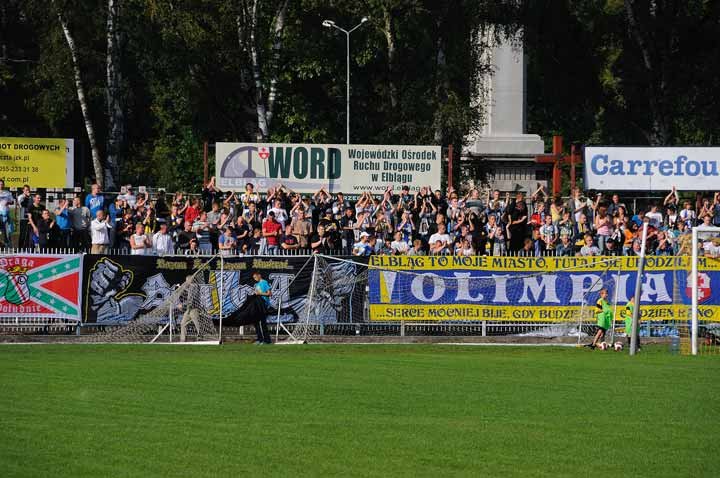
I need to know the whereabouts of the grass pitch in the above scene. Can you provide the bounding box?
[1,344,718,477]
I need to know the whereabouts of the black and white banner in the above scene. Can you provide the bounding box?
[82,255,366,324]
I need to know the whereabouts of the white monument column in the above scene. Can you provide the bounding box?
[466,33,545,192]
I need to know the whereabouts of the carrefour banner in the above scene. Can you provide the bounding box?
[585,146,720,191]
[369,255,720,322]
[0,137,74,188]
[82,255,367,324]
[216,142,441,194]
[0,254,82,320]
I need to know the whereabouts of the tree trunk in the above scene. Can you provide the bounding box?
[265,0,289,128]
[383,8,399,110]
[54,2,104,186]
[105,0,124,190]
[241,0,289,141]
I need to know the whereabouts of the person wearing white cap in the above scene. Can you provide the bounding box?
[352,231,372,256]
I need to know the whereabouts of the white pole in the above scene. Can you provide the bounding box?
[218,255,224,344]
[346,31,350,145]
[630,222,648,356]
[610,259,621,345]
[691,226,699,356]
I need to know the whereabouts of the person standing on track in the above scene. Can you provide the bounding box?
[251,271,273,344]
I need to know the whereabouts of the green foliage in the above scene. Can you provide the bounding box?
[4,0,720,188]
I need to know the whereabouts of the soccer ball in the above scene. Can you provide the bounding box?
[613,342,624,352]
[598,341,609,351]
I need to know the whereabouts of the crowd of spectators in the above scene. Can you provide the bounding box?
[1,177,718,257]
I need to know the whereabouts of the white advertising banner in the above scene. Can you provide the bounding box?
[584,147,720,191]
[215,142,441,194]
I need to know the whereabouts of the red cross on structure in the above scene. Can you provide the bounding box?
[534,136,582,196]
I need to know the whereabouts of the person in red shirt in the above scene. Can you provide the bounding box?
[262,211,282,254]
[184,197,201,225]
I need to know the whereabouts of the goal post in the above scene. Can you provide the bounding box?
[88,255,223,345]
[690,224,720,355]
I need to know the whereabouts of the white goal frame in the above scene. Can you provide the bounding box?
[690,225,720,355]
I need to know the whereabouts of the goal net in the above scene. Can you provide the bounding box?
[279,254,622,344]
[87,256,221,344]
[681,225,720,355]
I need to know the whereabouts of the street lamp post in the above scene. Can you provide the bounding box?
[322,17,368,144]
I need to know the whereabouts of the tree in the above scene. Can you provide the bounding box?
[52,0,104,186]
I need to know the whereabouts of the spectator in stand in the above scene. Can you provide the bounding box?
[0,179,14,246]
[390,231,409,255]
[90,210,112,254]
[378,237,394,255]
[340,207,356,255]
[645,203,663,229]
[654,230,673,256]
[116,185,136,208]
[177,220,195,253]
[54,199,71,248]
[593,204,613,253]
[130,222,151,255]
[116,210,134,253]
[579,234,601,257]
[573,213,590,250]
[153,220,174,255]
[206,201,222,248]
[407,238,425,256]
[352,231,372,256]
[184,197,201,226]
[556,234,574,256]
[17,184,31,248]
[455,237,475,256]
[235,216,251,251]
[428,223,452,251]
[604,238,621,256]
[507,193,528,252]
[69,196,91,251]
[218,227,237,256]
[85,183,105,218]
[281,224,300,252]
[262,211,282,254]
[201,176,221,212]
[240,183,260,213]
[193,212,213,253]
[310,224,332,254]
[28,209,54,249]
[607,194,625,217]
[680,200,696,228]
[539,215,557,252]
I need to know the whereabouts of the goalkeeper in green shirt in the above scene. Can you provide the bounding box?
[588,288,613,349]
[620,296,639,350]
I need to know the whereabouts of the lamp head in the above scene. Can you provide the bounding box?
[361,17,368,23]
[322,20,335,27]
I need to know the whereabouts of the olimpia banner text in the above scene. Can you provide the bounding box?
[584,146,720,191]
[0,137,74,188]
[368,255,720,322]
[215,142,441,194]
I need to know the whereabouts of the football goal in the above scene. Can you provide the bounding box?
[685,225,720,355]
[87,255,223,345]
[273,254,623,344]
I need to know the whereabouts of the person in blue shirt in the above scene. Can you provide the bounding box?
[54,199,72,248]
[85,183,105,219]
[252,271,272,344]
